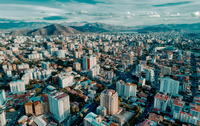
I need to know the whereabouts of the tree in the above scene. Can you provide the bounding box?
[119,97,123,102]
[26,85,34,90]
[76,107,79,113]
[71,106,76,114]
[0,73,3,78]
[35,88,41,93]
[84,108,88,113]
[80,113,83,118]
[79,102,84,109]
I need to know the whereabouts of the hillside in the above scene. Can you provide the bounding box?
[10,24,81,36]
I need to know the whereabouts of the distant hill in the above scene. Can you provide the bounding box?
[0,22,51,30]
[137,23,200,33]
[6,21,200,36]
[75,22,136,32]
[10,24,81,36]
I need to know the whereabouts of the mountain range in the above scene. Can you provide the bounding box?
[0,21,199,36]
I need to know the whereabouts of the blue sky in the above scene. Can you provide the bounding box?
[0,0,200,26]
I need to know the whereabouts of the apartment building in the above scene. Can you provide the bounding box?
[154,93,170,112]
[10,80,26,93]
[100,89,118,115]
[48,90,70,122]
[160,77,180,95]
[0,90,6,107]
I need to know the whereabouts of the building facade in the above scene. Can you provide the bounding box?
[83,55,97,70]
[10,80,26,93]
[48,90,70,122]
[154,93,170,112]
[160,77,180,95]
[0,90,6,107]
[100,89,118,115]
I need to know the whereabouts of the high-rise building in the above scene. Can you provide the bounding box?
[73,62,81,71]
[139,78,146,86]
[100,89,118,115]
[48,90,70,122]
[88,65,100,78]
[145,69,154,82]
[41,61,50,70]
[25,102,34,115]
[116,80,124,96]
[10,80,26,93]
[34,101,44,116]
[0,110,6,126]
[58,73,74,88]
[137,47,143,56]
[161,66,171,75]
[56,50,65,58]
[0,90,6,107]
[107,70,114,80]
[154,93,170,112]
[124,83,137,97]
[160,77,180,95]
[189,104,200,118]
[136,64,143,74]
[170,98,185,114]
[83,55,97,70]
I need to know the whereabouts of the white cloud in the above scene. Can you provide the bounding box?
[0,0,200,26]
[191,11,200,17]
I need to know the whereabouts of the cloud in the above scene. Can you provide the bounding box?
[0,0,200,26]
[191,11,200,17]
[43,16,69,20]
[153,1,191,7]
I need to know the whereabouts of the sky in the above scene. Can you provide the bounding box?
[0,0,200,26]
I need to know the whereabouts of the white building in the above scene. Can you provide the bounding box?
[48,90,70,122]
[84,112,107,126]
[160,77,180,95]
[0,90,6,107]
[41,61,50,70]
[116,80,125,96]
[167,53,173,60]
[56,50,65,58]
[88,65,100,78]
[0,110,6,126]
[10,80,26,93]
[107,70,114,80]
[100,89,118,115]
[83,55,97,70]
[136,64,143,73]
[17,63,29,70]
[124,83,137,97]
[161,66,171,75]
[28,53,43,60]
[59,73,74,88]
[154,93,170,112]
[145,69,154,82]
[6,69,12,77]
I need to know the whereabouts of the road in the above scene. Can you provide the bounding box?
[69,102,99,126]
[132,94,155,126]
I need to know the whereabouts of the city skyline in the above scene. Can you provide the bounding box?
[0,0,200,26]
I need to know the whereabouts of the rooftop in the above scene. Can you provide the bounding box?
[155,93,169,101]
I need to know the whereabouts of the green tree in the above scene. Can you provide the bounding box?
[76,107,79,112]
[71,106,76,114]
[84,108,88,113]
[80,113,83,118]
[35,88,41,93]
